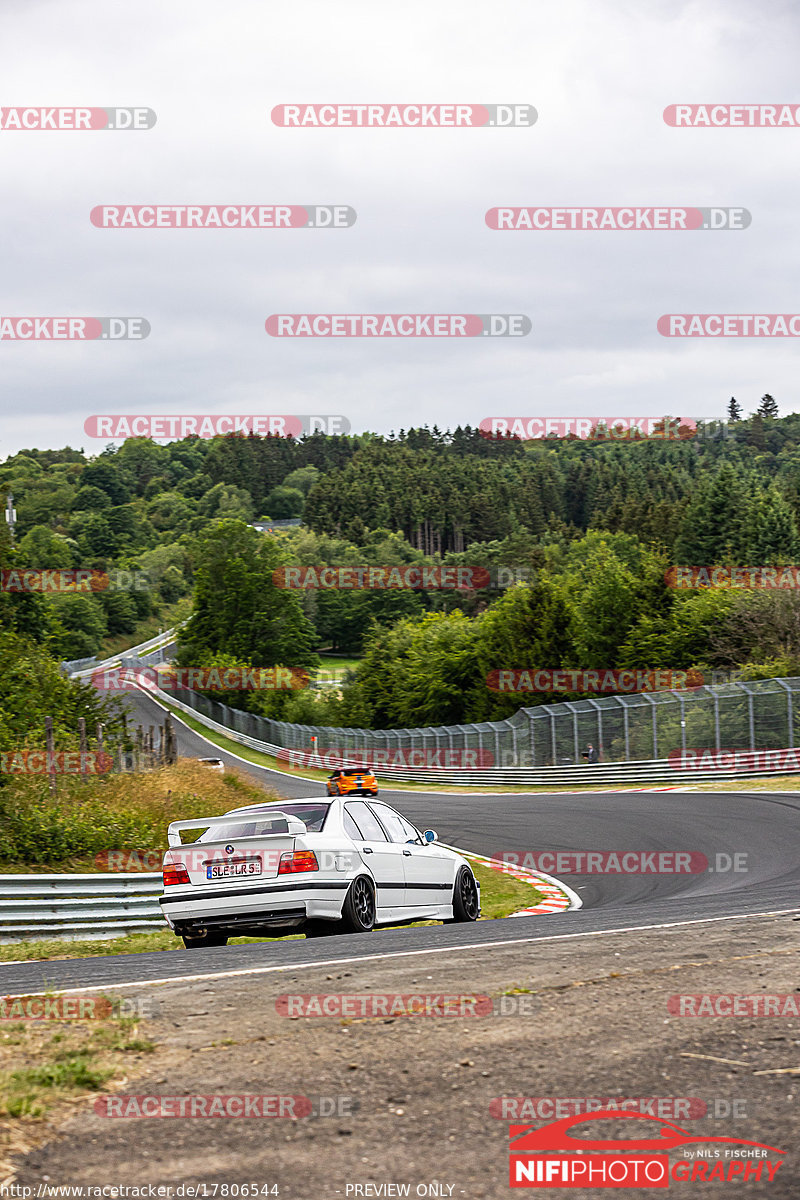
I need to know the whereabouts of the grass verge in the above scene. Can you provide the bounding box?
[0,1011,156,1176]
[98,596,193,660]
[0,761,276,870]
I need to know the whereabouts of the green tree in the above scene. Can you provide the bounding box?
[746,487,800,562]
[263,485,304,519]
[674,464,749,563]
[178,521,318,670]
[47,594,108,658]
[0,630,122,757]
[17,526,74,569]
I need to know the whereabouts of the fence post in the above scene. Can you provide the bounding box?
[741,684,755,749]
[641,694,657,759]
[678,694,687,754]
[564,702,579,764]
[78,717,87,783]
[777,680,794,748]
[45,716,57,794]
[713,693,721,752]
[615,697,630,760]
[586,699,602,760]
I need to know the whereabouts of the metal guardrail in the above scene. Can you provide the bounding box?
[126,675,800,788]
[0,874,165,941]
[68,626,181,681]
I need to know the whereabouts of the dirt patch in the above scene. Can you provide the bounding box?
[6,914,799,1198]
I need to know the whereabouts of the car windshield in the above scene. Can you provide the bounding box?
[196,802,331,841]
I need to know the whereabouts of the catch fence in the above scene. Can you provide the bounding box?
[167,677,800,768]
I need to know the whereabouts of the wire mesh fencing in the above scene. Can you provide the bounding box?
[168,677,800,768]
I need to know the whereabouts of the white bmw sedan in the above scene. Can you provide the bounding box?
[159,797,480,948]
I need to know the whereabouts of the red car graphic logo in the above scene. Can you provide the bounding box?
[510,1109,785,1155]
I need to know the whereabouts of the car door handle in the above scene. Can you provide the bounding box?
[403,850,412,856]
[362,847,373,854]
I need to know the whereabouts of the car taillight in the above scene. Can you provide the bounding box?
[278,850,319,874]
[163,863,190,886]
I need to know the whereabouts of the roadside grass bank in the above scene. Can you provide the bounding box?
[0,761,274,872]
[98,596,192,660]
[0,1008,156,1177]
[0,862,541,962]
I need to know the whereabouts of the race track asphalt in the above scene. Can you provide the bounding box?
[3,686,797,996]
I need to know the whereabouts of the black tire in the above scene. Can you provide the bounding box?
[181,930,228,949]
[340,875,376,933]
[452,866,480,922]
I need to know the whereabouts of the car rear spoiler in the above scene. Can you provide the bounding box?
[167,811,308,849]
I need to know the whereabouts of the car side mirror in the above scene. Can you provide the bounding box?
[423,830,437,843]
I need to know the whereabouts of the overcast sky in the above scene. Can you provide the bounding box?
[1,0,799,458]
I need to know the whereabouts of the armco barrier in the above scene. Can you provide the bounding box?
[126,674,800,788]
[68,625,181,681]
[0,874,164,941]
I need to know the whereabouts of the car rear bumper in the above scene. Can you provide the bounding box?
[159,878,350,931]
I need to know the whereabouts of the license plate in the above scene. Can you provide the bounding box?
[206,858,263,880]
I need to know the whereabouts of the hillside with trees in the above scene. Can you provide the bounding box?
[3,403,800,734]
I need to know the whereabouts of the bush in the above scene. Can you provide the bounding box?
[0,762,274,866]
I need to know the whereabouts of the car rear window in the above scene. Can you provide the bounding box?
[197,816,291,841]
[276,803,331,832]
[197,803,331,840]
[344,801,388,842]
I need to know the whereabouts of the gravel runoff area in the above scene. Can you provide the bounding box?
[5,912,798,1198]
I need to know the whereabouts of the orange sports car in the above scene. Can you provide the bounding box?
[326,768,378,797]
